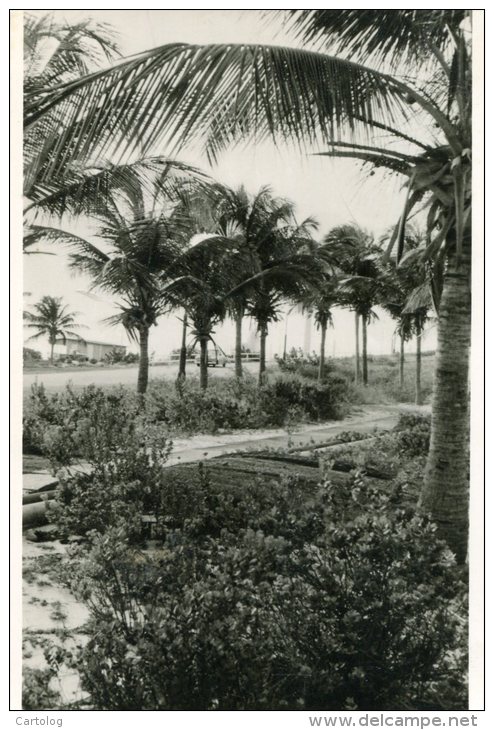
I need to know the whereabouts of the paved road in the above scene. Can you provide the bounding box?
[23,361,262,394]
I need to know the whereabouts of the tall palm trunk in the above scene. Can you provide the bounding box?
[318,320,327,382]
[234,308,243,378]
[354,312,361,384]
[199,336,209,389]
[415,318,422,406]
[49,338,55,365]
[178,312,188,380]
[399,334,405,388]
[137,325,150,395]
[258,323,268,385]
[362,314,368,386]
[421,239,471,563]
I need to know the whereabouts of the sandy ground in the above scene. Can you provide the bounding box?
[23,361,261,394]
[22,539,89,705]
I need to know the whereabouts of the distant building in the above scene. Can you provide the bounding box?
[54,335,126,361]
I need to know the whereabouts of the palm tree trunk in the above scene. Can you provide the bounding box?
[50,339,55,365]
[234,309,243,378]
[318,321,327,382]
[199,337,208,390]
[354,312,361,384]
[259,323,268,385]
[362,314,368,386]
[137,326,150,395]
[178,312,188,380]
[415,320,422,406]
[399,334,405,388]
[421,240,470,563]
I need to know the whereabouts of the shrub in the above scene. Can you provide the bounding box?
[23,347,42,363]
[22,667,61,710]
[259,374,350,425]
[146,378,254,434]
[145,374,351,435]
[394,412,431,457]
[23,383,164,466]
[43,390,171,539]
[60,471,467,711]
[275,348,326,380]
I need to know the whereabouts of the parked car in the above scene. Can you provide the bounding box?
[195,347,232,368]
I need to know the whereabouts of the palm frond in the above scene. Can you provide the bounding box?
[272,9,467,67]
[25,43,415,173]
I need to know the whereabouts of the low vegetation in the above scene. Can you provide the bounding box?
[30,402,466,711]
[23,371,353,459]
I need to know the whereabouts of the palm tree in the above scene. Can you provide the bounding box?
[243,203,320,384]
[23,12,119,207]
[324,225,381,387]
[23,10,472,558]
[301,279,339,382]
[164,235,251,389]
[214,186,321,383]
[382,225,433,405]
[23,295,85,363]
[176,184,322,384]
[22,12,193,246]
[27,169,199,394]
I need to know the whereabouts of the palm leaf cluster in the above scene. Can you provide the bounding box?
[23,295,85,363]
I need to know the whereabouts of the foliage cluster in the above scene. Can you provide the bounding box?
[275,348,322,380]
[25,388,466,710]
[104,349,139,365]
[394,412,431,457]
[23,347,43,363]
[23,374,352,458]
[58,469,467,710]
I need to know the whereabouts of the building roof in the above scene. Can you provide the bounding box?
[55,335,126,348]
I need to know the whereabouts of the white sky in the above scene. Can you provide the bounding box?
[23,9,438,358]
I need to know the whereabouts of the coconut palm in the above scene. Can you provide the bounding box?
[23,12,118,205]
[381,225,433,404]
[214,185,321,382]
[164,236,252,389]
[22,13,189,246]
[23,295,85,363]
[23,10,472,558]
[27,169,200,394]
[323,225,382,386]
[300,274,340,382]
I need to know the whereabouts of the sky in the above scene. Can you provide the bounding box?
[23,9,438,359]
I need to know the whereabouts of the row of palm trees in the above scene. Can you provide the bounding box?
[26,167,430,397]
[22,10,472,560]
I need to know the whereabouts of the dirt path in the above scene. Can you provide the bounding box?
[166,403,429,465]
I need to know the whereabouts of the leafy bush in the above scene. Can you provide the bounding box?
[103,348,138,364]
[23,383,159,465]
[22,667,61,710]
[23,373,352,461]
[40,390,171,539]
[61,472,467,710]
[276,348,321,379]
[394,412,431,457]
[259,374,350,425]
[147,378,252,433]
[146,374,351,434]
[23,347,42,363]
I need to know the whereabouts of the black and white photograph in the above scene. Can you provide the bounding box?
[11,6,484,719]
